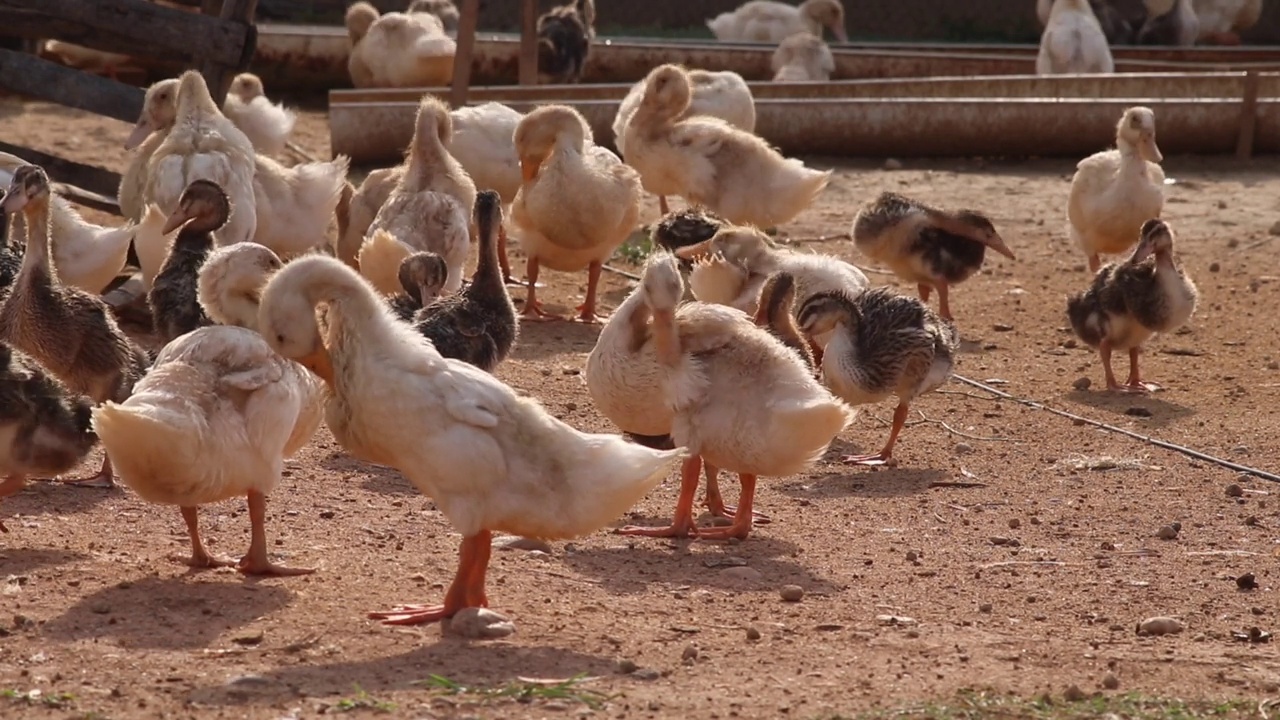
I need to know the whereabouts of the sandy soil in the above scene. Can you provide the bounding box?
[1,100,1279,720]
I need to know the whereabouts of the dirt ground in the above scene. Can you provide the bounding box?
[1,100,1279,720]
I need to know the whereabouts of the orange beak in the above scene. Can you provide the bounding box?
[672,238,715,262]
[295,343,335,386]
[520,156,541,183]
[125,118,153,151]
[160,205,191,235]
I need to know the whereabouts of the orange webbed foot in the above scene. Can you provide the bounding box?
[368,604,456,626]
[169,551,237,570]
[841,453,897,467]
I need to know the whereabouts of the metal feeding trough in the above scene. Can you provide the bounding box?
[253,23,1280,89]
[328,71,1278,163]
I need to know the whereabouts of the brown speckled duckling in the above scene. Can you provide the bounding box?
[0,343,98,531]
[852,191,1015,323]
[411,190,518,372]
[1067,218,1198,393]
[387,251,449,322]
[0,165,150,487]
[652,206,726,257]
[798,286,958,466]
[537,0,595,83]
[754,271,815,372]
[148,180,230,345]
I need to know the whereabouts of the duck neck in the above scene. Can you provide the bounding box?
[924,208,984,244]
[650,308,682,367]
[20,197,57,282]
[472,223,504,295]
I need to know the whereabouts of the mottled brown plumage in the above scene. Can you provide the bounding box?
[754,272,814,371]
[148,180,230,345]
[387,251,449,322]
[1066,218,1198,392]
[537,0,595,83]
[409,190,518,372]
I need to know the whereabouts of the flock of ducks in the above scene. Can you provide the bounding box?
[1037,0,1266,74]
[0,20,1204,630]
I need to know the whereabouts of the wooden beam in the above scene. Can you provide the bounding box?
[0,0,249,67]
[0,141,123,215]
[0,50,143,124]
[519,0,538,85]
[1236,70,1260,160]
[449,0,481,108]
[198,0,261,103]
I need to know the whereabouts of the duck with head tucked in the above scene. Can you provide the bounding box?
[0,165,151,487]
[255,254,684,625]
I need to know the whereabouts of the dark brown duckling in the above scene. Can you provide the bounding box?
[1067,218,1198,393]
[651,206,727,273]
[387,251,448,322]
[754,271,815,372]
[411,189,518,372]
[852,191,1015,323]
[1136,0,1198,46]
[148,180,230,345]
[537,0,595,84]
[0,342,99,531]
[0,164,150,488]
[0,226,21,295]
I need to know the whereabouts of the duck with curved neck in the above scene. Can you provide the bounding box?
[197,242,284,330]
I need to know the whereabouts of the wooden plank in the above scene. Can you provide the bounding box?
[519,0,537,85]
[1236,70,1260,160]
[449,0,481,108]
[0,0,249,67]
[0,141,123,201]
[0,50,142,124]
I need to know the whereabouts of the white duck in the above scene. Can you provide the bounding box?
[447,102,524,205]
[92,241,324,575]
[707,0,850,43]
[772,31,836,81]
[511,104,642,323]
[616,253,852,540]
[1037,0,1115,75]
[612,69,756,159]
[345,1,456,88]
[256,254,684,626]
[221,72,297,157]
[1194,0,1263,44]
[622,64,830,226]
[121,79,179,222]
[1068,106,1165,272]
[1,153,134,295]
[360,96,473,296]
[145,71,258,246]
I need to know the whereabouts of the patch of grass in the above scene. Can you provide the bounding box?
[847,690,1262,719]
[614,227,654,265]
[2,688,76,709]
[418,672,613,710]
[332,685,396,714]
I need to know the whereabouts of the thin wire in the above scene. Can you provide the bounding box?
[952,374,1280,485]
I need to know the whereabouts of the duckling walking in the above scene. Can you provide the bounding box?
[797,287,958,466]
[1067,219,1198,393]
[852,192,1016,323]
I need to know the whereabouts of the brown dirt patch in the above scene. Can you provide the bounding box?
[1,99,1278,719]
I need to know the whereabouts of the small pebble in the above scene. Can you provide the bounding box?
[1008,518,1021,530]
[1245,516,1258,526]
[720,566,763,583]
[1136,616,1184,636]
[779,585,805,602]
[1102,672,1120,690]
[1063,684,1086,702]
[633,669,661,681]
[746,626,762,641]
[1156,525,1179,540]
[905,550,918,562]
[445,608,515,639]
[993,323,1014,332]
[231,631,264,646]
[1125,407,1153,418]
[681,644,698,664]
[1072,377,1091,391]
[883,158,903,170]
[318,510,335,520]
[616,659,637,674]
[1236,573,1258,591]
[1209,262,1221,273]
[978,603,992,613]
[1225,483,1244,498]
[495,536,554,554]
[954,442,974,454]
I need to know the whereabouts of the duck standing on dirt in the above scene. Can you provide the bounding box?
[537,0,595,84]
[1066,219,1198,393]
[797,287,959,466]
[852,191,1016,323]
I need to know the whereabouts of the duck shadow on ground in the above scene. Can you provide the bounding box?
[507,314,604,362]
[42,572,294,650]
[185,641,615,708]
[779,465,950,501]
[0,547,90,576]
[317,453,418,496]
[1063,389,1196,429]
[4,476,116,520]
[561,530,837,596]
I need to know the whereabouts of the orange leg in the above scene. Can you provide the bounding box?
[917,283,932,303]
[237,490,314,576]
[843,401,908,466]
[658,195,670,216]
[369,529,492,625]
[617,455,701,538]
[695,474,758,541]
[61,453,114,488]
[519,257,561,321]
[1122,346,1161,393]
[1099,339,1147,393]
[703,462,770,524]
[0,475,27,533]
[1087,254,1102,273]
[574,261,608,324]
[170,506,236,569]
[936,282,953,322]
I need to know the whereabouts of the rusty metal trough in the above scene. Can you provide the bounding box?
[328,72,1279,162]
[254,23,1280,89]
